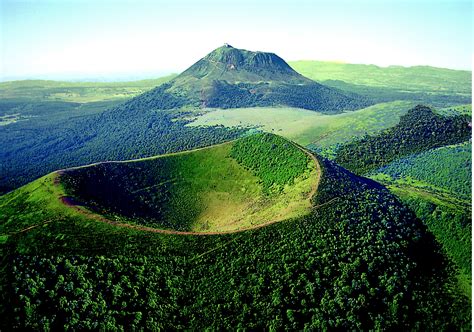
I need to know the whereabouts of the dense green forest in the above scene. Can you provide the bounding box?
[0,154,469,330]
[334,105,471,174]
[373,142,471,200]
[229,133,311,192]
[0,102,246,194]
[368,142,472,289]
[202,80,371,112]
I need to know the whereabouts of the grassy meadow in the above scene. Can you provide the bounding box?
[188,100,415,147]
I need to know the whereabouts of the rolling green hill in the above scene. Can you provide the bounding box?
[59,134,318,233]
[289,61,471,91]
[0,135,469,329]
[372,142,471,201]
[289,61,471,106]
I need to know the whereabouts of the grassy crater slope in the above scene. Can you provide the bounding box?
[0,149,469,330]
[59,133,318,233]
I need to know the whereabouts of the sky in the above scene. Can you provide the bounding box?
[1,0,472,81]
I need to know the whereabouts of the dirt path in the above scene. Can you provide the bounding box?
[297,144,321,199]
[57,144,326,237]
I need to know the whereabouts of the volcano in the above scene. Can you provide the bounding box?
[121,44,371,113]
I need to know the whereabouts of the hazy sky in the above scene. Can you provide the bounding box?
[1,0,472,80]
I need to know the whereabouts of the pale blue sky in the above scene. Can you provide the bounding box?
[1,0,472,80]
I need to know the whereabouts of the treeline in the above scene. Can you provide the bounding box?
[230,133,311,193]
[334,105,471,174]
[118,82,192,111]
[2,157,470,330]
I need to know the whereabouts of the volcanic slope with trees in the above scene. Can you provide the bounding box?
[0,133,470,330]
[121,44,371,113]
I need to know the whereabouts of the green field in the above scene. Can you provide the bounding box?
[188,100,415,147]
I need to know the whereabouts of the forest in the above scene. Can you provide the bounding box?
[204,80,371,113]
[334,105,471,174]
[0,155,469,330]
[0,101,246,194]
[374,142,471,200]
[368,142,472,287]
[229,133,311,193]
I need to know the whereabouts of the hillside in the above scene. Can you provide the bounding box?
[0,135,469,329]
[333,105,471,174]
[369,142,472,292]
[289,61,471,106]
[329,106,472,299]
[120,45,371,113]
[0,104,247,195]
[59,134,318,233]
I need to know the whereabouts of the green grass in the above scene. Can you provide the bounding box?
[0,173,85,236]
[59,134,318,233]
[188,100,415,147]
[436,104,472,117]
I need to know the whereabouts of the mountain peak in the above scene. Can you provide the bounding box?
[180,45,303,82]
[130,45,371,113]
